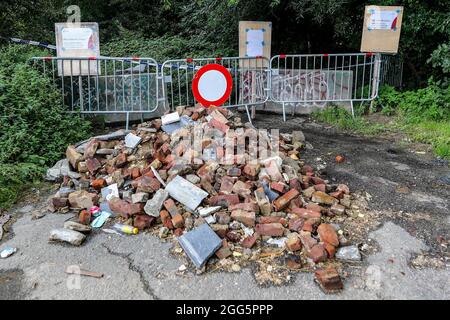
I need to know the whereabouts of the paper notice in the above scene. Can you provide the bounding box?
[61,27,93,50]
[246,29,264,57]
[368,10,399,30]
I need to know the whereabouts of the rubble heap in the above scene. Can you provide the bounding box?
[46,105,355,291]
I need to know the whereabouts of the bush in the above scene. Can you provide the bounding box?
[0,45,92,165]
[102,31,235,61]
[375,83,450,123]
[0,45,92,208]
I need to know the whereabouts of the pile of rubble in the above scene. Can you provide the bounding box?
[46,105,359,292]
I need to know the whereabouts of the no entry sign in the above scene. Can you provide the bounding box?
[192,63,232,107]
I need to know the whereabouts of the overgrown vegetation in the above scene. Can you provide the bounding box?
[0,46,92,208]
[313,84,450,159]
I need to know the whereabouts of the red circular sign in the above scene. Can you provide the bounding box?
[192,63,233,108]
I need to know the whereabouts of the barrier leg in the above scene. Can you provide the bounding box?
[126,112,130,130]
[350,101,355,118]
[245,105,253,126]
[282,102,286,122]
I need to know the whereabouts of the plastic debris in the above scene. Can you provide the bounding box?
[0,246,17,258]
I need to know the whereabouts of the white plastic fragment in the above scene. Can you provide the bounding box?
[197,206,221,217]
[101,183,119,201]
[0,247,17,258]
[161,111,180,125]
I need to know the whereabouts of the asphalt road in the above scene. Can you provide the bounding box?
[1,114,449,299]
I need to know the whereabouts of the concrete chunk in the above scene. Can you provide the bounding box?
[165,176,208,211]
[144,189,169,217]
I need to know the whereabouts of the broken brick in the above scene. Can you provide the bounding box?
[317,223,339,247]
[255,223,284,237]
[133,214,155,230]
[241,235,257,248]
[230,210,255,227]
[315,267,343,293]
[160,210,174,229]
[172,213,184,228]
[273,189,300,211]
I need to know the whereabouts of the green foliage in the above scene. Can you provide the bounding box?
[375,83,450,123]
[0,45,92,208]
[0,163,45,208]
[312,106,385,135]
[102,31,235,61]
[405,121,450,159]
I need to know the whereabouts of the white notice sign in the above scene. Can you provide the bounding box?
[246,29,264,57]
[61,27,94,50]
[368,10,399,30]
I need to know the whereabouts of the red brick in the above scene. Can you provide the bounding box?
[306,203,324,213]
[163,198,178,217]
[289,178,302,191]
[115,153,128,168]
[317,223,339,247]
[133,214,155,230]
[208,118,229,133]
[309,244,328,263]
[91,178,106,190]
[302,218,319,232]
[324,243,336,258]
[174,228,184,237]
[133,176,161,193]
[291,207,321,219]
[299,231,317,252]
[52,197,68,209]
[255,223,284,237]
[209,194,240,207]
[215,246,232,259]
[229,202,259,213]
[314,184,326,192]
[230,210,255,227]
[108,198,142,218]
[79,210,91,225]
[172,213,184,228]
[160,210,174,229]
[86,157,101,174]
[259,216,284,224]
[242,164,260,178]
[273,189,300,211]
[220,176,235,194]
[241,235,257,248]
[315,267,343,293]
[288,218,304,231]
[285,235,302,252]
[225,231,240,242]
[84,139,99,158]
[270,182,286,193]
[131,167,141,179]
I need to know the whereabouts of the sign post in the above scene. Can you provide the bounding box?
[192,64,233,108]
[360,6,403,54]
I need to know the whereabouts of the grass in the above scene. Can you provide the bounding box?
[312,106,450,160]
[404,120,450,159]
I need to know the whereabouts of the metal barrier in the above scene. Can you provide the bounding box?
[30,56,162,129]
[380,54,403,88]
[270,53,382,121]
[161,56,270,124]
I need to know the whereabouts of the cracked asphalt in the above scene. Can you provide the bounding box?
[0,114,449,299]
